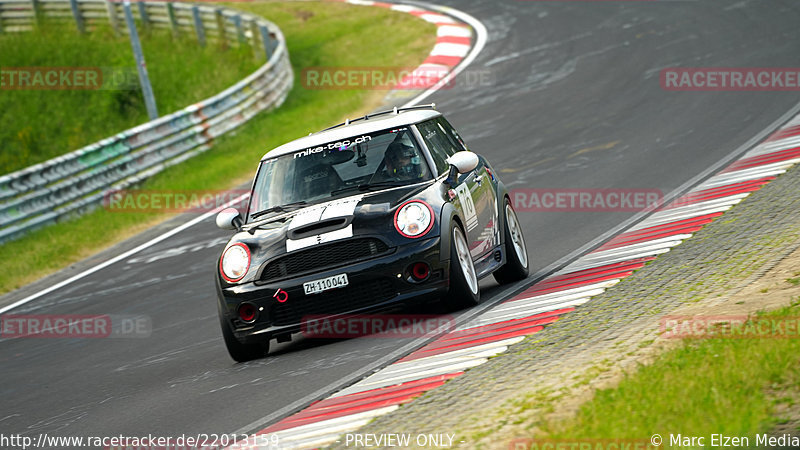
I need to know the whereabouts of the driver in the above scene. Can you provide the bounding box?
[383,141,426,181]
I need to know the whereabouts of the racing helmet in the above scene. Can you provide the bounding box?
[385,141,423,179]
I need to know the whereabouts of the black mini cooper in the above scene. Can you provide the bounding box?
[215,105,529,361]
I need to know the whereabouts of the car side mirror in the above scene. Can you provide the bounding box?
[216,207,243,231]
[447,151,479,174]
[444,151,479,185]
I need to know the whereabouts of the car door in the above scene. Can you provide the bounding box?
[438,117,499,256]
[416,118,496,258]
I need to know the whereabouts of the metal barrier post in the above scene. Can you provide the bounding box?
[165,2,178,36]
[259,24,272,60]
[233,14,244,44]
[249,20,260,60]
[105,0,120,35]
[123,0,158,120]
[68,0,85,33]
[214,8,227,49]
[137,0,149,28]
[191,5,205,46]
[30,0,41,26]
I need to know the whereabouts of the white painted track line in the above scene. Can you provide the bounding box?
[743,136,800,158]
[0,195,249,315]
[559,249,673,274]
[337,359,487,395]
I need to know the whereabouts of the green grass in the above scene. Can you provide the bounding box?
[531,304,800,447]
[0,1,436,294]
[0,21,259,173]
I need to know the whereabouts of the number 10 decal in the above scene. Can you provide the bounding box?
[454,183,478,231]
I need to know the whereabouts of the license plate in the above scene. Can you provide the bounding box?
[303,273,349,295]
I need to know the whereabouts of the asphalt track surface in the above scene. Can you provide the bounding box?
[2,0,800,444]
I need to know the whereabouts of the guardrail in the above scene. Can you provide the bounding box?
[0,0,293,243]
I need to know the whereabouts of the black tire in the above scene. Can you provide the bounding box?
[494,198,530,284]
[219,312,269,362]
[443,223,481,309]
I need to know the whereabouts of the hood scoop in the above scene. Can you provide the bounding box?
[287,217,351,240]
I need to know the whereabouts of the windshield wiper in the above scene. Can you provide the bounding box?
[331,181,407,196]
[250,201,308,220]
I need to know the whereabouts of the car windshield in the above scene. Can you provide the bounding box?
[247,127,431,220]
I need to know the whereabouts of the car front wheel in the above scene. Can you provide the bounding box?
[443,223,481,309]
[494,198,529,284]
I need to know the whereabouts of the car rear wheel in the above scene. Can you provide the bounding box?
[494,198,529,284]
[443,223,480,309]
[219,312,269,362]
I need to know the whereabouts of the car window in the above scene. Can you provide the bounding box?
[248,128,431,219]
[417,119,455,175]
[437,117,468,152]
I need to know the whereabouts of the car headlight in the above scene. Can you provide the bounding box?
[220,243,250,282]
[394,200,434,238]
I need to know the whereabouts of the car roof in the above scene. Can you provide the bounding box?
[261,109,442,160]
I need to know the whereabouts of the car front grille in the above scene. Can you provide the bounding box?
[260,238,392,283]
[270,279,396,326]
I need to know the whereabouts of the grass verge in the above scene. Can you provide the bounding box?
[510,303,800,448]
[0,21,259,173]
[0,1,436,295]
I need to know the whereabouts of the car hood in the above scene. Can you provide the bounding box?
[226,182,441,281]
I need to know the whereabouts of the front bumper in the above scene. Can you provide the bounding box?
[216,236,448,344]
